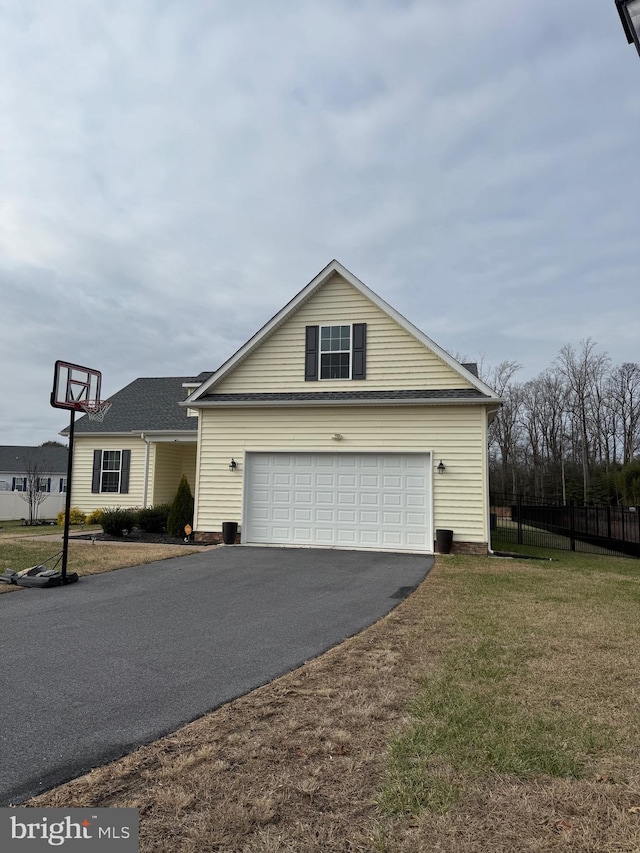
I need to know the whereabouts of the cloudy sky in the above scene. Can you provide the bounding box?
[2,0,639,445]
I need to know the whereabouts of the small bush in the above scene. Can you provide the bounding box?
[137,504,171,534]
[57,507,87,526]
[86,508,104,525]
[101,507,138,537]
[167,476,194,538]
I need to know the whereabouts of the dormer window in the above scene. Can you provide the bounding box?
[320,325,351,379]
[305,323,367,381]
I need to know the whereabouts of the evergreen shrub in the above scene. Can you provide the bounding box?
[167,476,194,538]
[101,507,138,537]
[137,504,171,534]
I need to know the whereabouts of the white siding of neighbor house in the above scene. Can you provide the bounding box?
[0,493,66,522]
[194,404,488,545]
[214,273,475,393]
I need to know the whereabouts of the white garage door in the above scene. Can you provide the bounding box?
[244,452,431,552]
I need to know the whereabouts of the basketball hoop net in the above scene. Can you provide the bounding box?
[77,399,113,422]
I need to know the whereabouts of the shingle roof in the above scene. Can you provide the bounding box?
[0,445,68,472]
[69,377,202,434]
[196,388,489,405]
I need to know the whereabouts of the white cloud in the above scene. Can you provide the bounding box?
[0,0,639,443]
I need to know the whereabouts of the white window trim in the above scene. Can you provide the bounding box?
[101,450,122,493]
[319,323,352,381]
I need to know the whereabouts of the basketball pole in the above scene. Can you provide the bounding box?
[61,408,75,583]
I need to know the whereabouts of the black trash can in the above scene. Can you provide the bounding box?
[435,528,453,554]
[222,521,238,545]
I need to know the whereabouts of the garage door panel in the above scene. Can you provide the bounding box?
[316,474,335,486]
[316,509,335,522]
[337,529,357,544]
[245,452,431,552]
[338,474,357,487]
[360,493,380,505]
[338,509,356,523]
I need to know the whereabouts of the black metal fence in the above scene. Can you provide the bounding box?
[490,494,640,558]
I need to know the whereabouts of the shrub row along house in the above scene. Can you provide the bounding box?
[65,261,501,553]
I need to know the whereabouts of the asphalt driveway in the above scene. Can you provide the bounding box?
[0,546,432,806]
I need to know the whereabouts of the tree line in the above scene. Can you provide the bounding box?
[486,340,640,507]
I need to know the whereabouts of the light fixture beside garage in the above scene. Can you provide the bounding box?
[437,460,446,474]
[331,433,343,441]
[229,458,238,471]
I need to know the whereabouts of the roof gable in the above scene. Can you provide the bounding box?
[68,376,202,435]
[0,445,68,473]
[187,261,498,402]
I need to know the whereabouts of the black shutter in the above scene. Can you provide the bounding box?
[352,323,367,380]
[92,450,102,493]
[120,450,131,494]
[305,325,319,381]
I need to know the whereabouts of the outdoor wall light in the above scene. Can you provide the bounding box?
[229,458,238,471]
[332,433,343,441]
[437,460,446,474]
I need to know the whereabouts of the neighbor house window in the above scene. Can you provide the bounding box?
[12,477,26,492]
[59,478,67,493]
[38,477,51,493]
[92,449,131,494]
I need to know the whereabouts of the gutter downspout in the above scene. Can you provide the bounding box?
[141,433,151,508]
[486,406,501,554]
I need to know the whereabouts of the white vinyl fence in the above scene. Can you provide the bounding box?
[0,492,66,522]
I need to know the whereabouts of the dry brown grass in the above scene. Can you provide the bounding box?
[24,555,640,852]
[0,534,211,593]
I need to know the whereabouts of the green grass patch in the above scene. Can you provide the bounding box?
[0,541,64,574]
[380,552,632,818]
[382,640,609,816]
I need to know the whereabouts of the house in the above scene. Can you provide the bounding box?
[68,375,211,510]
[68,261,501,553]
[0,445,69,521]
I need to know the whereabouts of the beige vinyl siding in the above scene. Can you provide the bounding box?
[195,404,488,545]
[151,443,197,505]
[215,273,474,393]
[71,436,147,512]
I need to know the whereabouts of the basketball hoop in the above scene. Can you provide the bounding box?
[77,399,113,422]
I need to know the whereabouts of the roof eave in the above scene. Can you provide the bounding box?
[187,396,502,409]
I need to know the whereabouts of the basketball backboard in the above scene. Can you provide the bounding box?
[51,360,102,411]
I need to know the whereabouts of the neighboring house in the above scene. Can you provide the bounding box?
[67,375,211,511]
[0,445,69,521]
[67,261,501,553]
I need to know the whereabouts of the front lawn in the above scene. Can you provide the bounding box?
[26,549,640,852]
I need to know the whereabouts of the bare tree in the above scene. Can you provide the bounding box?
[487,361,523,495]
[17,450,52,525]
[609,362,640,465]
[556,340,610,503]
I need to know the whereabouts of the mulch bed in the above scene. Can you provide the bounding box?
[71,530,197,546]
